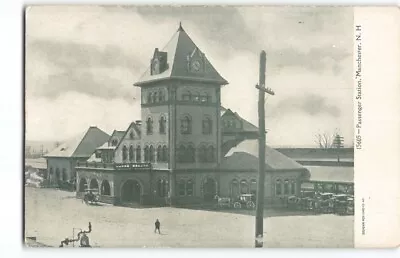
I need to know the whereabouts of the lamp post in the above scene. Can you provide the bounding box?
[255,50,275,248]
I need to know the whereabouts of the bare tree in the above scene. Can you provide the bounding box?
[314,129,341,149]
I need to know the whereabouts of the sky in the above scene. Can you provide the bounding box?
[25,6,354,147]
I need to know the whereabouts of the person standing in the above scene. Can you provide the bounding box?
[154,219,161,234]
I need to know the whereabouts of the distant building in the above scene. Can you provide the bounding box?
[44,126,110,185]
[75,24,310,207]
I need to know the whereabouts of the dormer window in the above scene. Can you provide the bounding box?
[95,150,101,159]
[129,131,134,139]
[111,139,118,146]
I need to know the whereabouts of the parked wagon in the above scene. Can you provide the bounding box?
[314,192,334,213]
[233,194,256,209]
[83,189,100,205]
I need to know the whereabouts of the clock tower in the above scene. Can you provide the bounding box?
[134,23,228,203]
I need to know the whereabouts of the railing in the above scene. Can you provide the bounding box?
[76,161,152,170]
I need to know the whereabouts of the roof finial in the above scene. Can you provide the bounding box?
[178,21,183,31]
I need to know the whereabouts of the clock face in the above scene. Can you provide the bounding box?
[191,60,201,71]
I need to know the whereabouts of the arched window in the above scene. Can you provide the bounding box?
[146,117,153,135]
[111,139,118,146]
[231,179,239,198]
[207,146,215,162]
[149,145,155,162]
[144,145,149,162]
[182,90,191,101]
[129,145,134,162]
[284,179,289,195]
[187,145,195,163]
[129,131,134,139]
[180,115,192,134]
[158,90,164,102]
[250,179,257,196]
[49,167,53,176]
[290,180,296,195]
[157,179,168,197]
[122,145,128,162]
[240,180,249,194]
[136,145,141,162]
[156,145,162,162]
[162,145,168,162]
[178,145,186,163]
[198,145,207,162]
[275,179,282,196]
[186,180,194,196]
[153,92,158,103]
[202,116,212,134]
[101,180,111,196]
[159,116,166,134]
[178,180,186,196]
[147,92,153,104]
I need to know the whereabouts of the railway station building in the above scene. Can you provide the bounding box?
[75,24,310,207]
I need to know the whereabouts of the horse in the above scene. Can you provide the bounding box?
[214,195,231,208]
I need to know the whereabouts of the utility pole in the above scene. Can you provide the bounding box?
[255,51,275,248]
[333,134,344,162]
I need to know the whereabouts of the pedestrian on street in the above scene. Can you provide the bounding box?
[154,219,161,234]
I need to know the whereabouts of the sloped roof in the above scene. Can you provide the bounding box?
[135,24,228,86]
[221,139,305,171]
[111,130,125,139]
[115,121,141,149]
[305,166,354,183]
[221,108,258,133]
[44,126,110,158]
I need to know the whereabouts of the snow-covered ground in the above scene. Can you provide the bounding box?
[24,187,354,248]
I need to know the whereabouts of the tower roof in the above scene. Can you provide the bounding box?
[134,23,228,86]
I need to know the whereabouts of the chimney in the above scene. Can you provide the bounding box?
[135,120,142,126]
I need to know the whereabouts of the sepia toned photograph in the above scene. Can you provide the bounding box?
[24,6,355,248]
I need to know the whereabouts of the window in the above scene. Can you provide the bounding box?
[250,179,257,196]
[202,116,212,134]
[129,145,134,162]
[136,145,141,162]
[231,179,239,198]
[275,179,282,196]
[200,93,210,103]
[156,145,162,162]
[180,116,192,134]
[149,145,155,162]
[159,116,166,134]
[193,92,200,102]
[290,180,296,195]
[101,180,111,196]
[129,131,134,139]
[178,180,186,196]
[157,179,168,197]
[153,92,158,103]
[240,180,249,194]
[111,139,118,146]
[146,117,153,135]
[122,145,128,162]
[198,145,207,162]
[144,145,149,162]
[49,167,53,175]
[207,146,215,162]
[95,150,101,159]
[62,168,67,181]
[147,93,152,104]
[182,91,191,101]
[187,145,195,163]
[162,145,168,162]
[158,90,164,102]
[55,168,60,180]
[186,180,194,196]
[284,180,289,195]
[178,145,186,163]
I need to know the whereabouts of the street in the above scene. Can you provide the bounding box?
[25,187,354,248]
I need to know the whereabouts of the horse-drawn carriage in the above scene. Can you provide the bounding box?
[215,194,256,210]
[83,189,100,205]
[314,192,335,213]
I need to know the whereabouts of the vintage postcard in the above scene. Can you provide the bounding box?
[24,6,400,248]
